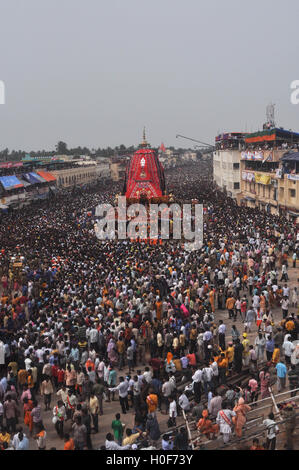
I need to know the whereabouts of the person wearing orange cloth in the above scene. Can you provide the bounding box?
[196,409,219,440]
[63,433,75,450]
[225,342,234,373]
[259,293,267,315]
[166,351,173,364]
[85,358,95,372]
[250,438,265,450]
[165,352,176,374]
[186,352,196,367]
[209,288,215,313]
[23,397,34,435]
[146,388,158,416]
[27,369,35,401]
[271,344,280,365]
[233,397,251,437]
[217,353,228,385]
[226,295,235,320]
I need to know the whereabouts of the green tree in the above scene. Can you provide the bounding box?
[56,141,68,154]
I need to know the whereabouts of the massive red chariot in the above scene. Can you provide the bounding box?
[123,130,169,204]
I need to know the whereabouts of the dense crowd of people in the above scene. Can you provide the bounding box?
[0,160,298,450]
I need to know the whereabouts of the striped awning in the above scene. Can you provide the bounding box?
[36,171,56,182]
[23,172,47,184]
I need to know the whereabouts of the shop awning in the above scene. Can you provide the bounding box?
[281,152,299,162]
[0,175,24,190]
[23,172,47,184]
[36,171,56,182]
[0,162,23,169]
[17,177,31,187]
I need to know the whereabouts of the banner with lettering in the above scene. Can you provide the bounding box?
[254,173,271,185]
[241,151,264,161]
[287,174,299,181]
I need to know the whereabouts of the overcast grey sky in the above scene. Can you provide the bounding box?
[0,0,298,151]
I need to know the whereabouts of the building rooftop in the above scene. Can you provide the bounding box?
[245,128,299,144]
[281,151,299,162]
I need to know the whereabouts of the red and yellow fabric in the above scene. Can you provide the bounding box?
[36,171,56,182]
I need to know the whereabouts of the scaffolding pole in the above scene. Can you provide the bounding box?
[182,409,195,450]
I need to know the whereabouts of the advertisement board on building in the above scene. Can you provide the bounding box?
[287,174,299,181]
[242,171,255,181]
[254,173,271,185]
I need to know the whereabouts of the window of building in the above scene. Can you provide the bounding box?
[289,189,296,198]
[233,163,240,170]
[233,182,240,190]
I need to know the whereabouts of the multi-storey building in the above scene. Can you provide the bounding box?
[277,152,299,223]
[96,159,111,179]
[51,161,98,188]
[110,157,128,182]
[213,133,245,199]
[238,127,299,223]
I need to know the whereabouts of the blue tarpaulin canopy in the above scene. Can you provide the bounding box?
[23,172,46,184]
[0,175,24,190]
[17,177,31,187]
